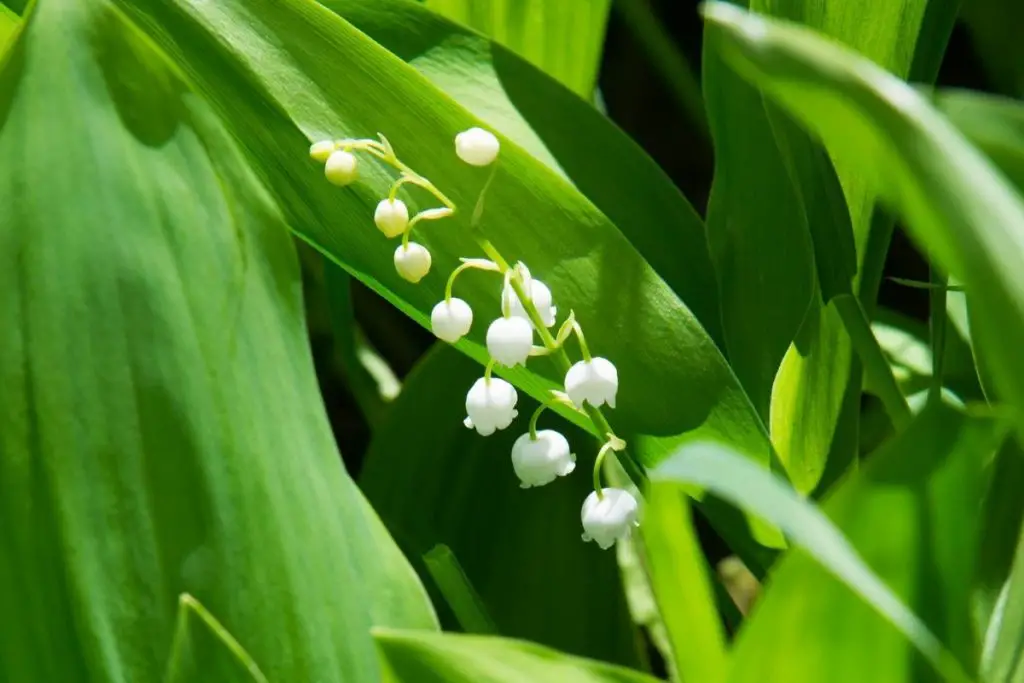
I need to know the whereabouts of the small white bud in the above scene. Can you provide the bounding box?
[565,357,618,409]
[581,488,640,549]
[374,199,409,238]
[431,298,473,343]
[455,127,500,166]
[503,278,557,327]
[394,242,432,283]
[325,150,358,186]
[486,317,533,367]
[464,377,518,436]
[309,140,336,162]
[511,430,576,488]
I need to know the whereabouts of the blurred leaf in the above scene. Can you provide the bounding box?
[938,90,1024,194]
[360,345,643,668]
[422,545,498,636]
[425,0,610,98]
[375,629,662,683]
[327,0,724,347]
[983,521,1024,683]
[977,441,1024,646]
[961,0,1024,98]
[0,2,18,43]
[703,1,1024,451]
[118,0,785,559]
[726,400,1003,683]
[641,485,728,683]
[0,1,436,681]
[655,399,1006,682]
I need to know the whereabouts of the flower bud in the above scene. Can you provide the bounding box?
[431,298,473,343]
[565,357,618,409]
[455,127,500,166]
[394,242,431,283]
[309,140,336,162]
[486,316,533,367]
[464,377,518,436]
[511,430,576,488]
[504,278,557,327]
[581,488,639,549]
[325,149,358,186]
[374,199,409,238]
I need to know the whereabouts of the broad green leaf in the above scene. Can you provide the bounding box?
[360,345,642,668]
[641,485,727,683]
[375,629,662,683]
[727,400,1003,683]
[0,0,435,681]
[425,0,610,98]
[326,0,724,346]
[703,2,815,422]
[117,0,785,556]
[0,2,18,44]
[654,400,1006,683]
[702,1,1024,449]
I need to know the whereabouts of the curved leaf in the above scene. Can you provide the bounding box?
[0,0,435,681]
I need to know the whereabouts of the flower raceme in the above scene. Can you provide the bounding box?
[310,126,636,549]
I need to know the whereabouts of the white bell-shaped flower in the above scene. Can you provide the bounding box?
[375,199,409,238]
[325,149,358,186]
[464,377,518,436]
[511,430,576,488]
[503,278,557,327]
[394,242,431,283]
[487,316,533,367]
[565,357,618,409]
[431,298,473,343]
[309,140,336,162]
[455,127,500,166]
[581,488,640,549]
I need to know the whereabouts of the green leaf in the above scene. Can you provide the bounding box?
[937,90,1024,195]
[326,0,724,347]
[654,400,1007,683]
[375,629,663,683]
[983,521,1024,683]
[0,0,435,680]
[360,345,643,668]
[702,1,1024,449]
[117,0,785,558]
[728,400,1003,683]
[422,545,498,636]
[424,0,610,98]
[641,485,728,683]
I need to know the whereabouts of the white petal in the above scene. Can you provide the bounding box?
[374,199,409,238]
[431,298,474,343]
[486,317,533,367]
[309,140,336,162]
[455,127,500,166]
[325,150,358,186]
[394,242,432,283]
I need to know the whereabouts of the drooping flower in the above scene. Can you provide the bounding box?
[564,357,618,409]
[394,242,432,283]
[581,488,639,549]
[309,140,336,162]
[504,277,557,327]
[486,316,533,367]
[431,298,473,343]
[464,377,518,436]
[374,198,409,238]
[511,430,576,488]
[455,127,500,166]
[324,149,358,186]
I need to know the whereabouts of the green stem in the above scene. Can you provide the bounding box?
[929,268,948,400]
[593,441,614,498]
[572,320,593,361]
[163,594,268,683]
[388,175,416,201]
[529,402,547,440]
[484,358,495,383]
[834,293,912,430]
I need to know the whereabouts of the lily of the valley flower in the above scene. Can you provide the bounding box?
[374,198,409,238]
[394,242,432,283]
[486,316,533,367]
[309,140,336,162]
[504,278,557,328]
[324,149,358,186]
[431,298,473,343]
[464,377,518,436]
[565,357,618,409]
[581,488,639,549]
[455,127,500,166]
[511,430,576,488]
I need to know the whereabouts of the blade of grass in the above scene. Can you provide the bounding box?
[423,545,499,636]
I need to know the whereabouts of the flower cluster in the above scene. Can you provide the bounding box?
[310,127,640,550]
